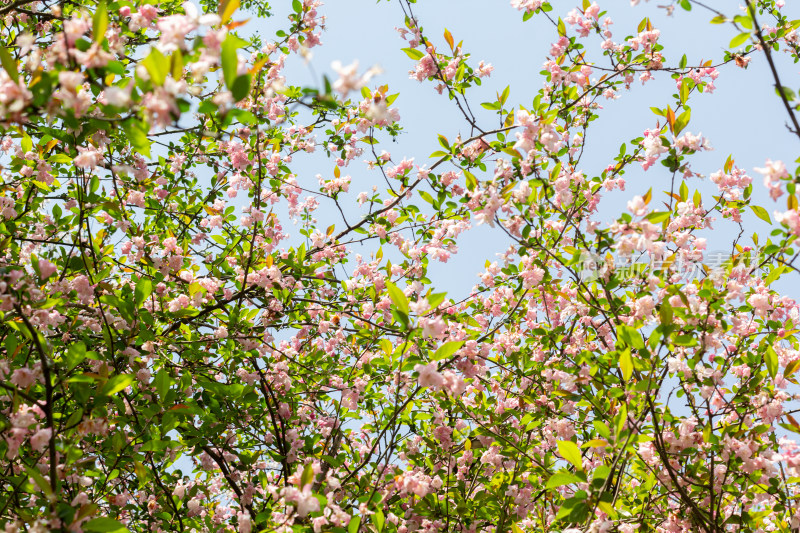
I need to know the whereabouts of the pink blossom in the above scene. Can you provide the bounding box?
[476,61,494,78]
[157,2,219,51]
[755,159,789,200]
[421,316,447,338]
[103,85,132,107]
[414,362,443,389]
[10,368,36,388]
[410,52,437,82]
[37,258,57,279]
[634,295,656,319]
[139,4,159,21]
[748,293,771,317]
[0,70,33,117]
[74,147,103,169]
[30,428,52,452]
[237,511,251,533]
[442,370,466,396]
[627,195,647,216]
[584,2,600,19]
[776,209,800,236]
[331,60,381,96]
[287,487,320,517]
[511,0,544,13]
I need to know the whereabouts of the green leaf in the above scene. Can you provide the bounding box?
[646,211,670,223]
[198,99,218,114]
[427,292,446,309]
[122,119,151,158]
[0,47,19,82]
[734,14,752,30]
[464,170,477,191]
[777,86,797,102]
[751,205,772,224]
[730,32,751,48]
[619,349,633,382]
[546,471,583,488]
[433,340,464,360]
[301,462,314,487]
[65,341,88,370]
[221,35,241,88]
[673,109,690,135]
[348,515,361,533]
[557,440,583,471]
[219,0,240,24]
[374,510,385,532]
[659,301,674,326]
[673,334,697,347]
[679,77,691,104]
[135,277,152,307]
[84,517,130,533]
[154,370,170,399]
[385,281,409,315]
[615,404,627,439]
[143,48,168,86]
[401,48,425,60]
[231,74,251,101]
[766,346,778,379]
[26,466,53,498]
[593,420,610,439]
[617,325,644,350]
[171,50,185,80]
[49,153,73,164]
[765,265,786,286]
[101,374,135,397]
[93,0,108,43]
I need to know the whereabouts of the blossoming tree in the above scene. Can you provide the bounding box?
[1,0,800,531]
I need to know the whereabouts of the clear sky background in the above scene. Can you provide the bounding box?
[248,0,800,300]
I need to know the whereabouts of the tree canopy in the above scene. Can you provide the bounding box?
[1,0,800,532]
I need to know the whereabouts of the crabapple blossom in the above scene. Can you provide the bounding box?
[0,0,798,532]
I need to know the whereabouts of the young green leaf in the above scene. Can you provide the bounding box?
[143,48,169,86]
[619,349,633,382]
[401,48,425,60]
[0,47,19,82]
[751,205,772,224]
[93,0,108,43]
[730,32,750,48]
[231,74,251,102]
[386,281,409,315]
[546,470,583,488]
[219,0,241,24]
[433,340,464,360]
[557,440,583,471]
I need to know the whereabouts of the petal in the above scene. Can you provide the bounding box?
[199,14,221,26]
[182,1,198,20]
